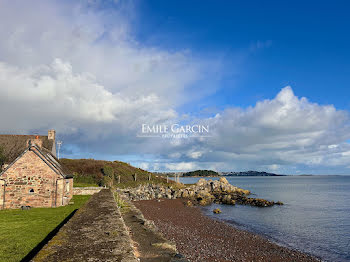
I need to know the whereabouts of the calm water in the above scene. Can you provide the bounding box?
[179,176,350,262]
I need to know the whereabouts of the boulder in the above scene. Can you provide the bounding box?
[185,200,193,207]
[219,177,229,184]
[182,190,189,198]
[196,178,207,186]
[199,199,210,206]
[213,208,221,214]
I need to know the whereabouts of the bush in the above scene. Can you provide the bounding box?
[73,172,103,186]
[102,165,115,187]
[103,165,114,178]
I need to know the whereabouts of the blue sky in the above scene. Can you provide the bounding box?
[0,0,350,174]
[133,0,350,111]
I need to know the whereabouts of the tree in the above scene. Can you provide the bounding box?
[0,146,6,172]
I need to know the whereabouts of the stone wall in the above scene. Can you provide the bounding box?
[65,178,73,204]
[73,187,104,195]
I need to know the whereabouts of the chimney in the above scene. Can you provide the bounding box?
[48,129,57,157]
[48,129,56,141]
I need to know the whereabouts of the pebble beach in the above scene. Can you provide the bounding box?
[134,198,320,262]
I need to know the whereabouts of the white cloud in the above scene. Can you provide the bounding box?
[268,164,280,171]
[0,0,208,152]
[138,162,149,170]
[185,86,350,173]
[187,151,203,159]
[165,162,197,172]
[155,86,350,173]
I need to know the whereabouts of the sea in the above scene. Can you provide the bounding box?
[179,176,350,262]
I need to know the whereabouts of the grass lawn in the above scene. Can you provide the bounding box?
[0,195,90,262]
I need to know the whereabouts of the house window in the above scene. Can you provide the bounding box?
[66,181,70,192]
[29,189,34,194]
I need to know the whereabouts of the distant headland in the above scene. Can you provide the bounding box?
[156,170,285,177]
[222,170,285,176]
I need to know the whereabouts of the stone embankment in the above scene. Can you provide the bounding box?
[120,177,283,207]
[117,195,189,261]
[33,189,138,262]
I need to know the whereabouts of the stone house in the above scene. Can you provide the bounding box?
[0,130,73,209]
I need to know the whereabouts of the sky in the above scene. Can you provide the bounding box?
[0,0,350,174]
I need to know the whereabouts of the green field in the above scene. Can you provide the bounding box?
[0,195,90,262]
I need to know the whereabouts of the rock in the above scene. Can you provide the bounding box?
[213,208,221,214]
[185,200,193,207]
[196,178,207,186]
[236,188,250,195]
[275,201,284,205]
[240,197,275,207]
[199,199,210,206]
[219,177,229,184]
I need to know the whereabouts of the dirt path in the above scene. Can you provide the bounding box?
[33,189,137,262]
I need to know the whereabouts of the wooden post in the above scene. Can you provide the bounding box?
[167,175,168,183]
[118,175,121,184]
[134,173,137,181]
[148,174,151,181]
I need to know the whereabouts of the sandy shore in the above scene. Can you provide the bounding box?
[134,199,320,262]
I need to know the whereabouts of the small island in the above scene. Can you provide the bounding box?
[183,170,220,177]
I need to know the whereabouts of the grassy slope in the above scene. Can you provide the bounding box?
[60,158,174,188]
[0,195,90,262]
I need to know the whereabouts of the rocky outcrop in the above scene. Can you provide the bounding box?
[120,177,283,207]
[120,184,180,201]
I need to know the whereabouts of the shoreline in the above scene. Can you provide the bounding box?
[134,198,320,262]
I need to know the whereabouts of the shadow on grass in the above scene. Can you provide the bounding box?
[20,209,78,262]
